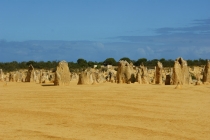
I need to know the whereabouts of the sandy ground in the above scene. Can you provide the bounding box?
[0,81,210,140]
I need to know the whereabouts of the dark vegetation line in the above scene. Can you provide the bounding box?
[0,57,208,72]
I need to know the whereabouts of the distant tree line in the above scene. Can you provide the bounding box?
[103,57,208,68]
[0,58,208,72]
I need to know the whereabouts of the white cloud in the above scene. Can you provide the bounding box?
[137,48,146,55]
[93,42,104,49]
[15,50,28,55]
[194,46,210,57]
[0,39,209,62]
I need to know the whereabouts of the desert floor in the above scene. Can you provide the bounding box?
[0,81,210,140]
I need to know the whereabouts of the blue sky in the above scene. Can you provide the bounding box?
[0,0,210,62]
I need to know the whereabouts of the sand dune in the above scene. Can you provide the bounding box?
[0,81,210,140]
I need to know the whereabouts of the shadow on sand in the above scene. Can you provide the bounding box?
[41,83,55,86]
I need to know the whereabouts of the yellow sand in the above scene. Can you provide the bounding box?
[0,81,210,140]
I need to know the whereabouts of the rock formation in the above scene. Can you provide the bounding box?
[154,61,163,84]
[54,60,71,86]
[136,63,149,84]
[171,57,190,85]
[25,64,36,82]
[96,72,107,83]
[48,73,55,82]
[136,68,142,84]
[116,60,136,84]
[164,68,172,85]
[77,68,107,85]
[39,70,51,83]
[195,73,203,85]
[203,60,210,83]
[21,71,26,82]
[16,71,22,82]
[106,69,116,83]
[140,64,149,84]
[71,73,79,81]
[9,72,14,82]
[10,71,22,82]
[0,69,4,82]
[77,71,92,85]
